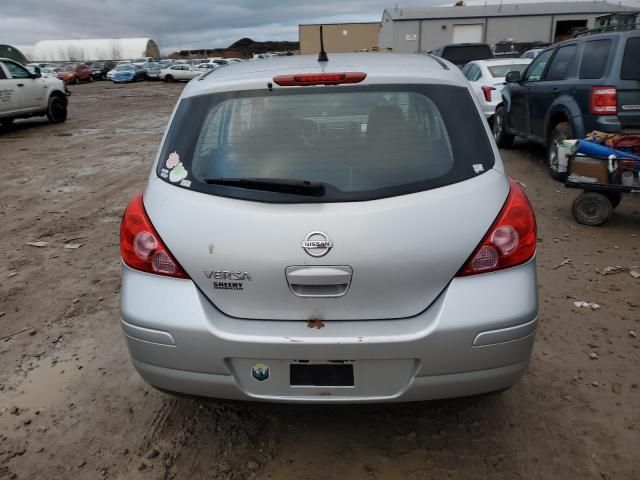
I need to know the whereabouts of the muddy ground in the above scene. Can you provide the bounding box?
[0,81,638,480]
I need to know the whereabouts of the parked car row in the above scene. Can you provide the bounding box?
[23,57,246,85]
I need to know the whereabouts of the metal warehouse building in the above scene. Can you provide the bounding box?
[299,23,381,54]
[379,2,639,53]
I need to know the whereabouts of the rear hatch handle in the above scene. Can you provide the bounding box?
[285,266,353,298]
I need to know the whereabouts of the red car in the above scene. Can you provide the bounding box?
[56,64,92,84]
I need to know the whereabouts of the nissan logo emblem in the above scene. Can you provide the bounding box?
[301,231,333,257]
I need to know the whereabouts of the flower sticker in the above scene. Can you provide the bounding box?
[166,151,180,169]
[169,162,188,183]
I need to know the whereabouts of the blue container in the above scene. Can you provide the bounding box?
[576,139,640,161]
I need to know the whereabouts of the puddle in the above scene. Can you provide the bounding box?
[113,128,159,135]
[75,166,101,177]
[71,128,104,137]
[1,363,70,412]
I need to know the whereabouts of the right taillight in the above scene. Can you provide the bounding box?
[481,85,496,102]
[590,86,617,115]
[120,193,189,279]
[457,179,536,276]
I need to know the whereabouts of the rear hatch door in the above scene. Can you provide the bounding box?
[145,81,506,321]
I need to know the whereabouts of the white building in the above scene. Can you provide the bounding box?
[30,38,159,62]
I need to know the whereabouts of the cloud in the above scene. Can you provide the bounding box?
[2,0,639,53]
[1,0,440,52]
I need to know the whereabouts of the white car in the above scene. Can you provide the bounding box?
[520,48,545,60]
[0,58,68,127]
[461,58,532,120]
[196,63,218,72]
[160,64,202,82]
[132,57,153,66]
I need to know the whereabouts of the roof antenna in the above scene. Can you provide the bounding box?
[318,25,329,62]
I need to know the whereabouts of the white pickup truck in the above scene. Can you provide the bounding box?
[0,58,69,127]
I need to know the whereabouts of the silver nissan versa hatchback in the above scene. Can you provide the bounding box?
[120,53,538,403]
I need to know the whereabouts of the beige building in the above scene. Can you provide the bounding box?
[299,23,380,54]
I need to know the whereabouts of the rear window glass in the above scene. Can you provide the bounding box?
[579,39,611,79]
[621,37,640,80]
[157,85,494,203]
[488,64,529,77]
[441,46,492,65]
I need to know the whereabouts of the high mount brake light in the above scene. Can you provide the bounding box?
[273,72,367,86]
[120,193,189,279]
[457,179,536,276]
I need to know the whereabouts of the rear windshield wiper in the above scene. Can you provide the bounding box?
[204,177,326,197]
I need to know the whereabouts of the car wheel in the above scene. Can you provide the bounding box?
[492,106,514,148]
[572,192,612,226]
[46,95,68,124]
[89,75,93,82]
[74,76,80,85]
[1,118,15,128]
[547,122,572,182]
[165,74,174,83]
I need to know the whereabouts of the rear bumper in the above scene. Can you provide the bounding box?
[580,114,640,136]
[481,100,500,119]
[120,260,538,403]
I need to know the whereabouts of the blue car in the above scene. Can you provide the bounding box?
[112,65,146,83]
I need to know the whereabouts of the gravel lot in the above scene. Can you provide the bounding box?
[0,81,638,480]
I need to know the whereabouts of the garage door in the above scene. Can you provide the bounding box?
[452,24,484,43]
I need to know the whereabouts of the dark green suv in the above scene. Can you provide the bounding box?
[493,28,640,180]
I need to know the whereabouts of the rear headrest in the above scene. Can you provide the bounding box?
[366,105,406,138]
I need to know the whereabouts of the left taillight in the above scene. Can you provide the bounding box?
[457,179,536,277]
[120,193,189,279]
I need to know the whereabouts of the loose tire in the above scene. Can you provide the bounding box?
[492,106,514,148]
[572,192,612,226]
[547,122,572,182]
[164,74,174,83]
[46,95,68,124]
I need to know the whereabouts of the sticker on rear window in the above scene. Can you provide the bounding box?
[169,162,188,183]
[166,151,180,169]
[473,164,485,174]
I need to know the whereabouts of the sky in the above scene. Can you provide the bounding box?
[2,0,639,53]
